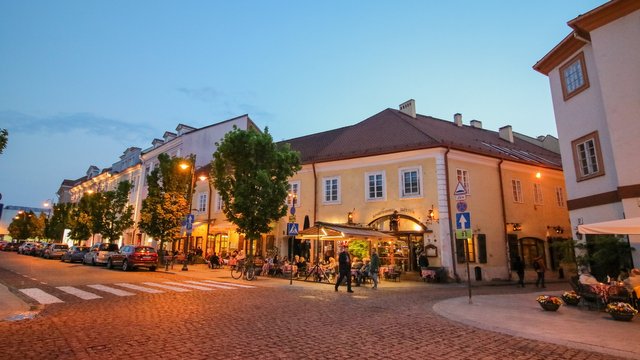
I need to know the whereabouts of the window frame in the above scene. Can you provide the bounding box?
[399,166,423,199]
[555,186,565,208]
[287,181,301,207]
[511,179,524,203]
[322,176,341,204]
[365,171,386,201]
[197,192,207,213]
[533,183,544,205]
[456,168,471,195]
[560,52,590,101]
[571,131,605,182]
[214,191,224,213]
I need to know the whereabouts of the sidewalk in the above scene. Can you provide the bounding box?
[1,264,638,359]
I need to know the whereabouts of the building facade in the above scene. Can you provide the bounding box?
[534,0,640,267]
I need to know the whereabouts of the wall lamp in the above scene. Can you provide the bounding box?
[507,223,522,231]
[427,205,439,224]
[347,209,354,225]
[547,226,564,234]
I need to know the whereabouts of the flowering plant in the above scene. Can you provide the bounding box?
[562,291,580,301]
[536,295,563,306]
[606,302,638,315]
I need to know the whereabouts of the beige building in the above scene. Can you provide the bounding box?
[534,0,640,267]
[257,100,571,281]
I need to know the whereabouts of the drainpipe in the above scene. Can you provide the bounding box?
[312,163,317,224]
[498,159,511,280]
[444,147,459,281]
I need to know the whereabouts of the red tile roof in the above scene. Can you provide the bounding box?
[283,108,562,169]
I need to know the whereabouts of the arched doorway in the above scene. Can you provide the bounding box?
[519,237,546,268]
[368,212,430,272]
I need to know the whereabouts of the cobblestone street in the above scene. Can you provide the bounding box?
[0,276,624,360]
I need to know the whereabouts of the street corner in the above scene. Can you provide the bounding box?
[0,283,36,322]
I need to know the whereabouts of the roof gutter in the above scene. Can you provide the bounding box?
[444,146,459,281]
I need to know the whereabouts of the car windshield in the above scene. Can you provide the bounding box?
[54,245,69,250]
[99,243,119,251]
[135,247,156,254]
[77,247,89,252]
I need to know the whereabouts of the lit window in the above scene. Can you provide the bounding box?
[198,193,207,212]
[287,181,300,207]
[512,179,523,203]
[571,131,605,181]
[400,167,421,198]
[533,183,543,205]
[560,52,589,100]
[456,169,470,194]
[214,192,224,212]
[365,171,385,201]
[323,177,340,204]
[555,187,565,207]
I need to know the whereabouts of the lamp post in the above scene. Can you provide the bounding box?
[180,155,196,271]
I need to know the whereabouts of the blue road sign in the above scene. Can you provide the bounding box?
[455,212,471,229]
[186,214,195,223]
[287,223,299,236]
[456,201,468,213]
[290,206,296,215]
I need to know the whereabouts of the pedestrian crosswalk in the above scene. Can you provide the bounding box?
[18,279,255,305]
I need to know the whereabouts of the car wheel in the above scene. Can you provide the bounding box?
[149,266,156,272]
[92,258,96,266]
[107,259,113,269]
[122,260,129,272]
[60,257,65,262]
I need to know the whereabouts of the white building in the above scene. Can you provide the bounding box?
[534,0,640,266]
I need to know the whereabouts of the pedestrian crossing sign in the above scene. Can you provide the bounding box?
[287,223,299,236]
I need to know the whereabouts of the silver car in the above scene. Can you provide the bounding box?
[83,243,119,266]
[43,243,69,259]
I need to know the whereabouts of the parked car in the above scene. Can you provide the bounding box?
[83,243,119,266]
[28,242,45,256]
[107,245,158,272]
[61,246,90,263]
[37,243,52,257]
[18,242,35,255]
[43,243,69,259]
[3,242,21,251]
[0,241,7,250]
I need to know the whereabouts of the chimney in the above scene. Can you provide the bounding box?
[470,120,482,129]
[454,113,463,127]
[399,99,416,118]
[499,125,514,143]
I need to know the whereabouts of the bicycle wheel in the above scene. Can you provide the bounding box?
[231,266,243,279]
[245,266,256,281]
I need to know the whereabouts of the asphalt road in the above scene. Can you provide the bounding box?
[0,251,623,360]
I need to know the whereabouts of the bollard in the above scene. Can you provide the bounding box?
[558,266,564,279]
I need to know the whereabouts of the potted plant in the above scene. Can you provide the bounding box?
[561,290,580,306]
[606,302,638,321]
[536,295,563,311]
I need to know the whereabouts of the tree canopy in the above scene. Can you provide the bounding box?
[0,128,7,155]
[212,127,300,250]
[8,211,39,240]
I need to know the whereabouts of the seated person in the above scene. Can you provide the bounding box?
[356,259,371,286]
[324,257,337,280]
[296,256,307,276]
[208,252,221,268]
[351,257,364,271]
[618,268,630,282]
[579,267,600,285]
[624,268,640,293]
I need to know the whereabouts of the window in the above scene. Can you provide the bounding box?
[365,171,385,201]
[511,179,523,203]
[214,192,224,212]
[323,177,340,204]
[555,187,565,207]
[456,237,476,263]
[400,167,422,198]
[533,183,543,205]
[560,52,589,101]
[197,193,207,212]
[456,169,470,194]
[287,181,300,207]
[571,131,605,181]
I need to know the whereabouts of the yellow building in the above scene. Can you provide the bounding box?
[263,100,572,281]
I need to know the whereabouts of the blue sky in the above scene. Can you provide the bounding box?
[0,0,604,209]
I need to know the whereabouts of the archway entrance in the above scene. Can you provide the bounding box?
[368,212,429,272]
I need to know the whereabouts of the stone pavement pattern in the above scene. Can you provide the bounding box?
[0,268,628,360]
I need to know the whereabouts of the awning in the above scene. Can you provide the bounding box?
[577,217,640,235]
[297,222,395,240]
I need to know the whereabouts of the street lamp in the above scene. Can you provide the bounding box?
[179,155,196,271]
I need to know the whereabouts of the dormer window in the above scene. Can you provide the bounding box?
[560,52,589,101]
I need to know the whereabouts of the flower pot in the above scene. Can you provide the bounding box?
[562,296,580,306]
[540,302,560,311]
[610,312,635,321]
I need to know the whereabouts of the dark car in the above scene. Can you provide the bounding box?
[61,246,90,263]
[4,241,23,251]
[107,245,158,272]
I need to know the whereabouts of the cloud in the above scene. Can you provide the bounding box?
[177,86,222,103]
[0,111,156,144]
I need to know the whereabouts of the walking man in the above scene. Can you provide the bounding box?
[370,248,380,290]
[534,255,546,288]
[335,246,353,293]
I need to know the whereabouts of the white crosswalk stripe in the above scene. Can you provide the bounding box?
[162,281,215,291]
[202,279,256,288]
[57,286,102,300]
[141,282,191,292]
[184,281,237,289]
[114,283,164,294]
[87,284,135,296]
[19,288,64,304]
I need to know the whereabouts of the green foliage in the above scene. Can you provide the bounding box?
[139,153,191,251]
[68,196,93,242]
[8,211,38,240]
[212,127,301,253]
[0,128,7,155]
[577,235,634,279]
[45,203,74,241]
[96,181,135,243]
[348,239,369,260]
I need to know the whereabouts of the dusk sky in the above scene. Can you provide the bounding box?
[0,0,604,209]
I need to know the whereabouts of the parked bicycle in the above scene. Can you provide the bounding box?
[230,258,256,281]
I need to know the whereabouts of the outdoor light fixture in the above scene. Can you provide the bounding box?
[507,223,522,231]
[347,210,354,225]
[547,226,564,234]
[427,205,438,224]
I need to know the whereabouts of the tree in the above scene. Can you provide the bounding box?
[45,203,74,241]
[212,126,301,256]
[577,235,635,280]
[95,181,134,243]
[68,196,94,244]
[139,153,191,254]
[8,211,38,240]
[0,128,7,155]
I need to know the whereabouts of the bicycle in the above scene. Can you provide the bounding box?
[230,260,256,281]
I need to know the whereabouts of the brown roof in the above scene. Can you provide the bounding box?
[283,108,562,169]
